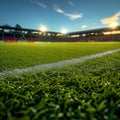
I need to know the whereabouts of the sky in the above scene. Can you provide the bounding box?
[0,0,120,32]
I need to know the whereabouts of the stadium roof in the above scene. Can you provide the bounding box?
[0,25,60,35]
[0,25,120,35]
[68,26,120,35]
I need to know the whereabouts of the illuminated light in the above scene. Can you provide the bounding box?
[82,34,86,37]
[48,33,51,36]
[104,31,120,35]
[57,33,63,36]
[109,22,118,28]
[40,25,47,32]
[32,31,39,34]
[61,29,67,34]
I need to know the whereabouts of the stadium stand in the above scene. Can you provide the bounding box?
[0,25,120,42]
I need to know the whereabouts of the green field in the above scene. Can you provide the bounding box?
[0,42,120,120]
[0,42,120,71]
[0,51,120,120]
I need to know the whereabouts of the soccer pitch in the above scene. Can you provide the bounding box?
[0,42,120,71]
[0,42,120,120]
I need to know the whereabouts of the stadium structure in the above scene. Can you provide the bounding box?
[0,25,120,42]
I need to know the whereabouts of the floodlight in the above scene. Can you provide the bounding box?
[61,29,67,34]
[109,22,118,28]
[40,25,47,32]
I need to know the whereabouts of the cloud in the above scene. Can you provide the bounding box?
[32,0,47,8]
[101,11,120,24]
[68,1,74,6]
[64,13,82,20]
[81,25,87,29]
[54,6,64,13]
[53,5,82,20]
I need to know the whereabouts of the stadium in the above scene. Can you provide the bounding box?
[0,25,120,42]
[0,24,120,120]
[0,0,120,120]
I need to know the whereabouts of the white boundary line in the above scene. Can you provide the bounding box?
[0,49,120,78]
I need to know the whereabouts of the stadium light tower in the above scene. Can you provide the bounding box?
[40,25,47,33]
[109,22,118,29]
[109,22,118,35]
[61,28,68,34]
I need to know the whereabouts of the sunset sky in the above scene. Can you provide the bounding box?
[0,0,120,32]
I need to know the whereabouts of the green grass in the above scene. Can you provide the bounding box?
[0,42,120,71]
[0,51,120,120]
